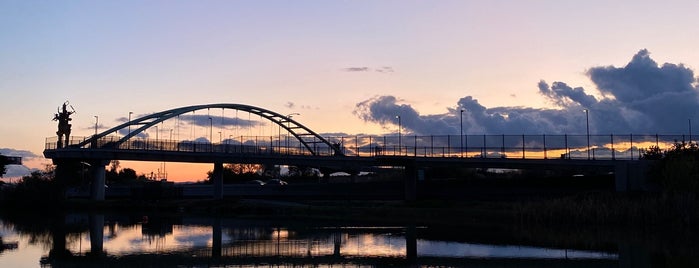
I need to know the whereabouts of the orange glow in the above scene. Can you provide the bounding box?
[119,161,212,183]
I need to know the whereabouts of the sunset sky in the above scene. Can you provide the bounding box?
[3,1,699,181]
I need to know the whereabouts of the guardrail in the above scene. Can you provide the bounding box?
[46,134,694,160]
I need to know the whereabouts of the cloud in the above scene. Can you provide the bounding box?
[1,148,41,178]
[354,50,699,135]
[342,66,395,73]
[0,148,38,159]
[343,67,371,72]
[376,66,394,73]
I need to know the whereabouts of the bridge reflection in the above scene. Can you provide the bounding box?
[34,213,620,268]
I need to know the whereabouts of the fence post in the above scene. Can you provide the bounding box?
[414,135,417,157]
[630,134,634,160]
[565,134,568,159]
[447,135,451,156]
[501,134,505,157]
[522,134,525,159]
[543,134,547,159]
[611,134,615,160]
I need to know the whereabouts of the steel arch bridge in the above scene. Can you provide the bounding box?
[76,103,343,156]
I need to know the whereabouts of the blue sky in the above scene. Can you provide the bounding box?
[3,0,699,179]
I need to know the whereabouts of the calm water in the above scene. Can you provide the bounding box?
[0,212,641,267]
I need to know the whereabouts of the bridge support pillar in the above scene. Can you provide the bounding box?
[615,161,652,192]
[212,217,222,258]
[88,213,105,255]
[90,160,108,201]
[404,161,417,201]
[213,162,224,199]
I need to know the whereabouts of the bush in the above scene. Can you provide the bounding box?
[644,142,699,194]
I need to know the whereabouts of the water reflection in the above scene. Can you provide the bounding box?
[0,213,620,267]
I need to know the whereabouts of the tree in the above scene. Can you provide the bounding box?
[644,141,699,193]
[206,163,266,183]
[0,154,8,178]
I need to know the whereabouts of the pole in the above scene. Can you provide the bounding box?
[460,109,464,157]
[396,115,401,155]
[209,117,213,143]
[94,116,98,135]
[128,112,133,135]
[584,109,590,160]
[689,119,693,143]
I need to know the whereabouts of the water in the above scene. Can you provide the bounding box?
[0,212,625,268]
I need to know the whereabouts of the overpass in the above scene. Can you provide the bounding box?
[44,103,662,200]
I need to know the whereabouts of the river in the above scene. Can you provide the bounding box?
[0,211,634,267]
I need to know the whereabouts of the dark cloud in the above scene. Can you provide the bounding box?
[0,148,38,159]
[343,67,370,72]
[178,114,261,128]
[342,66,395,73]
[354,50,699,135]
[376,66,394,73]
[1,148,41,178]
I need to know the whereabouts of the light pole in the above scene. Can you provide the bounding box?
[396,115,401,154]
[218,131,222,144]
[94,116,98,136]
[128,112,133,135]
[286,113,299,151]
[689,119,693,143]
[208,117,213,143]
[460,109,464,157]
[584,109,590,160]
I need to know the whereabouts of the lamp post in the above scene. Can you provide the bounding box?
[286,113,299,151]
[208,117,213,143]
[460,109,464,157]
[94,116,98,136]
[689,119,693,144]
[396,115,401,154]
[584,109,590,160]
[128,112,133,135]
[218,131,222,144]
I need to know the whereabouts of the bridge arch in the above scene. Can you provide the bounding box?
[78,103,343,156]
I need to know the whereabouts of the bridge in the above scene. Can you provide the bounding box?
[44,103,671,200]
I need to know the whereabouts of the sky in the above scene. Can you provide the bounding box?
[2,0,699,181]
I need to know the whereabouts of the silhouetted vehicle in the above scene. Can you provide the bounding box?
[265,179,288,186]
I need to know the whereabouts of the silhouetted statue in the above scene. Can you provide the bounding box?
[53,101,75,148]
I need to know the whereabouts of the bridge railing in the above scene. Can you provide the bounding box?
[46,134,694,160]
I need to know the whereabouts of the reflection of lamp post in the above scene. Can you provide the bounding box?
[584,109,590,160]
[94,116,98,136]
[460,109,464,157]
[396,115,401,153]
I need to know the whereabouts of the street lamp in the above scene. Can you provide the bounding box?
[128,112,133,135]
[460,109,464,157]
[396,115,401,154]
[584,109,590,160]
[689,119,693,143]
[218,131,222,144]
[208,117,213,143]
[94,116,98,136]
[286,113,300,151]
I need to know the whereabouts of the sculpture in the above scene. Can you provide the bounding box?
[53,101,75,148]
